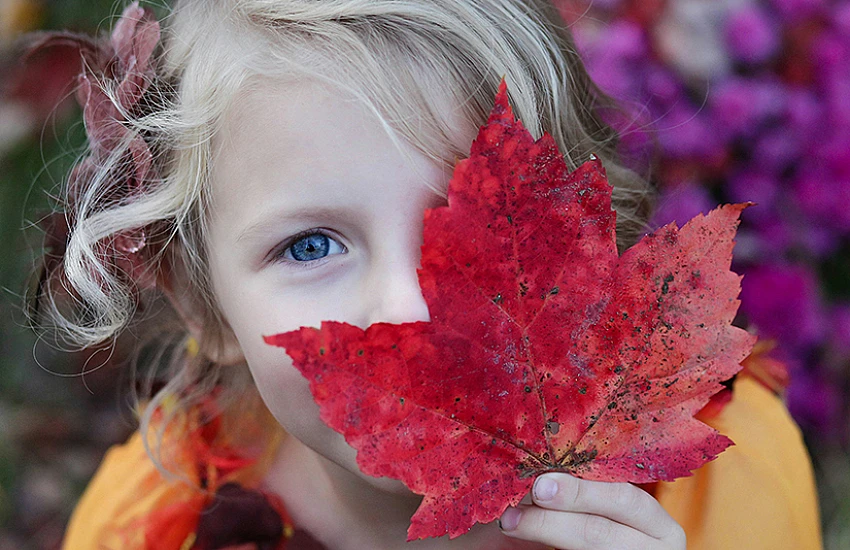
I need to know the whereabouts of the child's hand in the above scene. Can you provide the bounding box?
[499,473,686,550]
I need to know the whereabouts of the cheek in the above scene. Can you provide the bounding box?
[239,333,317,429]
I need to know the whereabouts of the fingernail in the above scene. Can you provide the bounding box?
[534,476,558,501]
[499,507,521,531]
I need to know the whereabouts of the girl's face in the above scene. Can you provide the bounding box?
[205,78,469,490]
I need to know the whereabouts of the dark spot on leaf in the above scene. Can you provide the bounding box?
[455,397,461,402]
[357,349,364,356]
[400,397,405,404]
[550,286,559,295]
[579,387,587,395]
[663,377,679,388]
[661,274,674,295]
[614,365,623,374]
[319,347,326,356]
[519,282,529,296]
[607,402,617,410]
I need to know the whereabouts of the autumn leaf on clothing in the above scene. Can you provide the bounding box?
[264,80,755,540]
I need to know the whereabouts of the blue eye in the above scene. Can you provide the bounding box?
[279,231,345,263]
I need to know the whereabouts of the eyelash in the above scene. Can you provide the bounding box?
[269,228,346,268]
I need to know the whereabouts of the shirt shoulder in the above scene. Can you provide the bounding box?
[61,430,195,549]
[655,376,823,550]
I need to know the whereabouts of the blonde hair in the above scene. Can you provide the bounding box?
[34,0,653,466]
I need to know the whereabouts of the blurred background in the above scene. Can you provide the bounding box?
[0,0,848,548]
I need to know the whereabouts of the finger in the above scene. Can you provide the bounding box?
[529,473,683,542]
[500,505,678,550]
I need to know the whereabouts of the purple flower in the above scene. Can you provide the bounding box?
[603,20,648,61]
[709,77,786,139]
[727,169,779,207]
[725,5,781,64]
[796,222,841,258]
[655,105,724,160]
[795,166,850,233]
[751,211,794,257]
[830,303,850,353]
[785,367,842,438]
[726,169,780,227]
[823,72,850,130]
[768,0,827,23]
[834,2,850,36]
[739,263,825,352]
[644,64,682,106]
[649,183,716,229]
[753,128,802,175]
[578,21,649,100]
[784,88,822,141]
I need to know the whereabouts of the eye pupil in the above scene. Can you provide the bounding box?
[290,234,330,261]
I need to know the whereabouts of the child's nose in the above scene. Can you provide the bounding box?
[364,262,431,326]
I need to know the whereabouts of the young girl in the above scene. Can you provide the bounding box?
[31,1,822,548]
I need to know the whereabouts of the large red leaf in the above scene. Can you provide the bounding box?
[264,80,755,540]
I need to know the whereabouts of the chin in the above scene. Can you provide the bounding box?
[309,420,421,497]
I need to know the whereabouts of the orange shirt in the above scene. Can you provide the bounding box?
[62,375,822,550]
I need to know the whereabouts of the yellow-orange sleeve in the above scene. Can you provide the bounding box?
[61,431,195,550]
[655,376,823,550]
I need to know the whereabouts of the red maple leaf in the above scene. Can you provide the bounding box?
[264,80,755,540]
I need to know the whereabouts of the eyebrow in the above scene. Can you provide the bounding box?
[235,205,361,244]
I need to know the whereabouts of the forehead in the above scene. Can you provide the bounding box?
[211,77,438,192]
[205,78,455,240]
[215,78,395,173]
